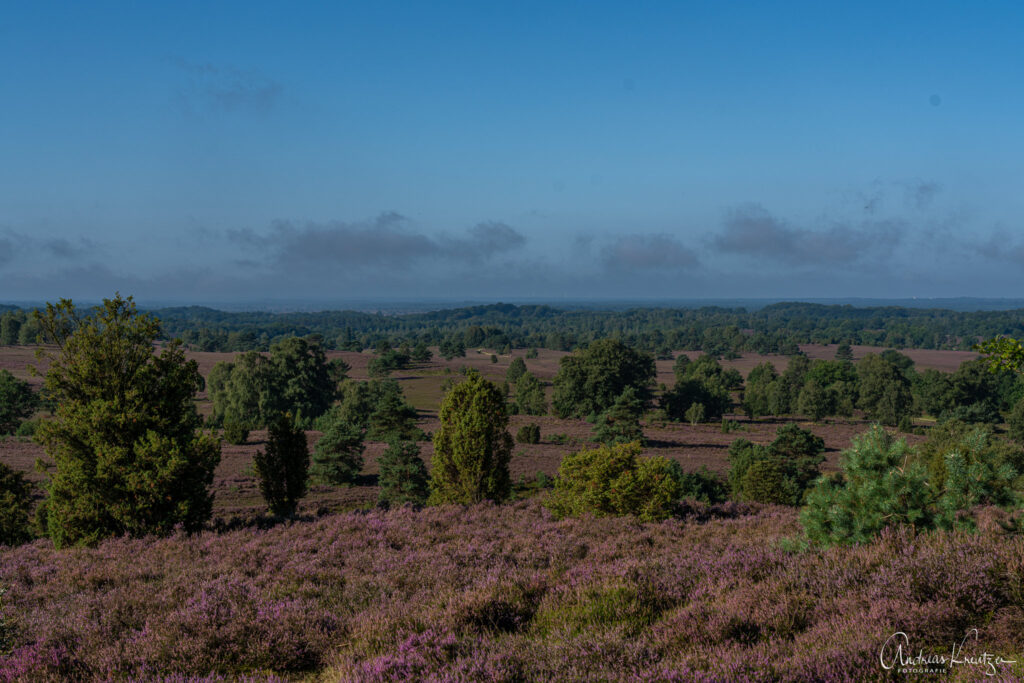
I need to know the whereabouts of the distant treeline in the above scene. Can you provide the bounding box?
[3,302,1024,354]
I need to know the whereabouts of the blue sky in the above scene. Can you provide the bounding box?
[2,2,1023,304]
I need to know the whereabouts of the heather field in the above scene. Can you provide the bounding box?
[2,344,1023,680]
[2,501,1023,681]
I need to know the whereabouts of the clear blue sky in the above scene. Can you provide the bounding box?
[2,2,1023,305]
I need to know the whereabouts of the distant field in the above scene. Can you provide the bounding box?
[1,343,940,523]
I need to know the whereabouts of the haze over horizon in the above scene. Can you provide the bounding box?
[2,3,1023,302]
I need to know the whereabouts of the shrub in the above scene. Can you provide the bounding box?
[545,441,682,522]
[675,465,728,504]
[490,354,498,364]
[0,462,33,546]
[310,421,364,485]
[254,414,309,517]
[516,423,541,444]
[429,371,513,505]
[13,419,38,438]
[741,459,799,505]
[222,420,249,445]
[525,348,538,359]
[377,439,429,507]
[1008,396,1024,443]
[720,418,743,434]
[727,425,825,506]
[513,372,548,416]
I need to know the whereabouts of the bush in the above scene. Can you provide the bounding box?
[13,419,38,438]
[254,414,309,517]
[513,372,548,416]
[377,439,429,507]
[525,348,538,359]
[545,441,682,522]
[0,462,33,546]
[223,420,249,445]
[726,424,825,506]
[516,423,541,444]
[675,465,728,504]
[1008,396,1024,443]
[310,421,364,485]
[741,459,799,505]
[429,371,513,505]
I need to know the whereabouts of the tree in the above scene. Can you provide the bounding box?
[685,402,706,425]
[726,425,824,505]
[834,343,854,362]
[506,357,527,385]
[592,387,645,445]
[857,353,914,426]
[742,362,778,418]
[33,295,220,548]
[552,339,655,418]
[516,423,541,444]
[367,384,422,441]
[0,370,36,435]
[310,421,364,485]
[267,337,337,426]
[254,413,309,517]
[797,379,830,421]
[513,371,547,416]
[377,439,429,507]
[429,371,513,504]
[0,462,34,546]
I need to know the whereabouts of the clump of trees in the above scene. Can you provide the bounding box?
[552,339,655,419]
[661,354,737,423]
[207,337,344,429]
[33,295,221,548]
[429,371,513,504]
[727,424,825,506]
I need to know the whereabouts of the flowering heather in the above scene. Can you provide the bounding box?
[0,500,1022,681]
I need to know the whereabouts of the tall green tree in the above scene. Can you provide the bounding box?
[429,371,513,504]
[377,439,429,507]
[310,421,364,485]
[34,295,220,548]
[742,362,778,418]
[513,371,548,416]
[857,353,914,426]
[592,386,645,445]
[0,462,34,546]
[506,357,527,385]
[254,413,309,517]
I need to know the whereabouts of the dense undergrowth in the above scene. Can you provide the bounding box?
[1,500,1022,681]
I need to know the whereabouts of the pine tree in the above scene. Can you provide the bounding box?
[254,413,309,517]
[429,371,513,504]
[377,439,429,507]
[0,462,33,546]
[506,357,527,385]
[310,420,364,485]
[34,295,220,548]
[592,386,645,445]
[514,371,548,416]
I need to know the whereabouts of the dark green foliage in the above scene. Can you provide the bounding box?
[366,383,422,441]
[516,423,541,444]
[672,354,691,384]
[918,360,1006,424]
[14,419,38,438]
[545,441,682,522]
[675,465,728,504]
[0,370,37,435]
[742,362,778,418]
[310,421,364,485]
[439,337,466,360]
[0,462,34,546]
[222,420,249,445]
[254,414,309,517]
[834,343,853,361]
[911,420,1024,494]
[368,349,411,378]
[801,359,858,419]
[797,379,829,421]
[377,439,429,507]
[727,425,825,505]
[525,348,538,359]
[429,371,513,504]
[1008,396,1024,443]
[208,337,337,428]
[856,353,914,425]
[513,372,547,416]
[552,339,655,419]
[592,387,645,445]
[410,342,432,363]
[506,357,527,385]
[34,295,220,548]
[685,402,706,425]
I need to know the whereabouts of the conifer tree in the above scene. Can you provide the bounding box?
[429,371,513,504]
[34,295,220,548]
[377,439,429,507]
[513,371,548,416]
[254,413,309,517]
[310,421,364,485]
[592,386,645,445]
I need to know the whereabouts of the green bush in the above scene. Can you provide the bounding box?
[591,387,645,445]
[516,423,541,444]
[0,462,34,546]
[0,370,37,435]
[741,459,799,505]
[377,439,429,507]
[545,441,682,522]
[675,465,728,504]
[254,414,309,517]
[310,420,364,485]
[13,419,39,438]
[726,424,825,505]
[222,420,249,445]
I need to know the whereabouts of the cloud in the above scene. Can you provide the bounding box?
[601,234,699,270]
[0,230,100,267]
[227,213,527,271]
[711,203,905,266]
[0,236,12,267]
[904,181,941,210]
[172,58,283,114]
[44,237,98,258]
